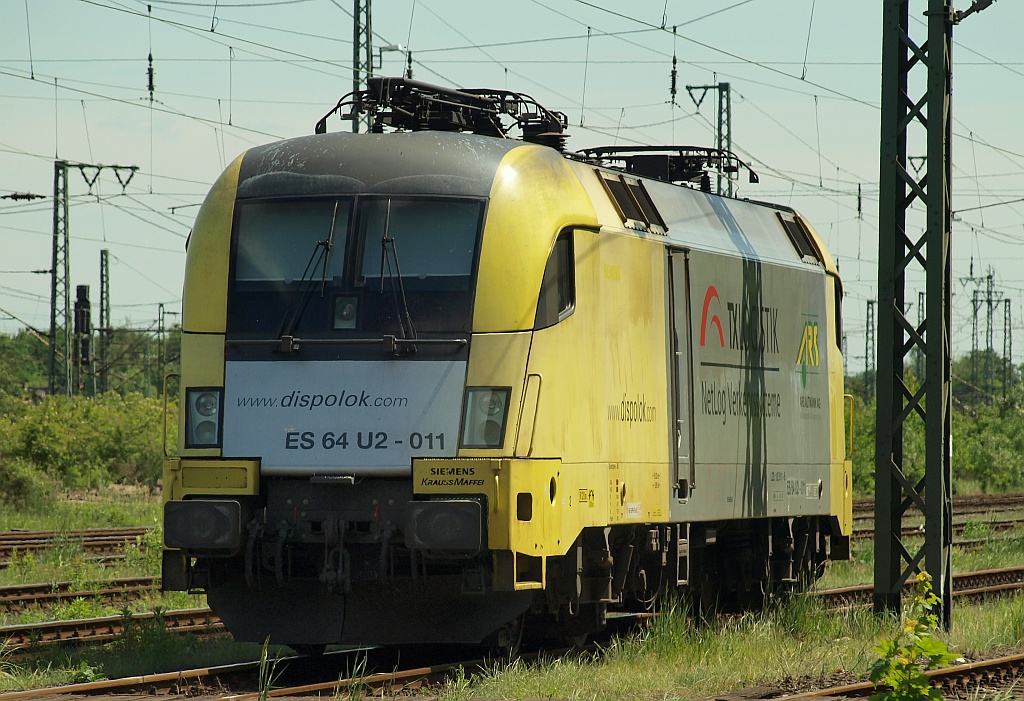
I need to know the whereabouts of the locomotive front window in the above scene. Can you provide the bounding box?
[227,195,484,352]
[235,200,351,283]
[357,198,481,290]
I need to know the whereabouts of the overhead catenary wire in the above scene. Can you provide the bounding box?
[800,0,816,80]
[0,0,1018,366]
[580,27,591,126]
[22,0,35,79]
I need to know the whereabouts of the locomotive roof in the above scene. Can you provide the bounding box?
[645,175,821,270]
[233,129,833,275]
[237,130,522,200]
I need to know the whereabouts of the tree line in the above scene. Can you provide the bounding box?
[1,327,1022,511]
[0,326,180,510]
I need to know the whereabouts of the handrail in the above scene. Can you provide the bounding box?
[843,393,855,460]
[163,373,181,458]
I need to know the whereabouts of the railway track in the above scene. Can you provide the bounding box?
[811,564,1024,609]
[0,527,149,567]
[852,492,1024,514]
[3,565,1024,654]
[851,515,1024,540]
[0,648,475,699]
[0,607,222,651]
[3,637,1024,701]
[776,651,1024,698]
[0,576,158,612]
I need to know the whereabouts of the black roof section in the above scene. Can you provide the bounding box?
[236,131,524,199]
[579,145,759,192]
[315,77,570,152]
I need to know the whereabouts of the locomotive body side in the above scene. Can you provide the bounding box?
[162,129,850,648]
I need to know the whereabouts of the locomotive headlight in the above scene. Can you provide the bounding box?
[460,387,511,448]
[185,387,223,448]
[405,499,482,554]
[195,392,218,416]
[164,499,241,552]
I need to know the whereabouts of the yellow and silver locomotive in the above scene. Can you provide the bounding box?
[162,79,852,648]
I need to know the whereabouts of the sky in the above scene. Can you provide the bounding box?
[0,0,1021,376]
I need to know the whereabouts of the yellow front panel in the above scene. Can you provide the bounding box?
[183,154,243,334]
[525,228,671,524]
[164,458,259,500]
[412,458,610,558]
[459,332,532,457]
[473,146,598,332]
[178,332,226,457]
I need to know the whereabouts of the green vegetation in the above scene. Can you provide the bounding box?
[869,573,956,701]
[0,490,159,535]
[0,326,180,506]
[0,393,176,496]
[847,350,1024,496]
[0,626,278,691]
[437,592,1024,701]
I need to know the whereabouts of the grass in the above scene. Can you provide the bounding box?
[0,491,297,691]
[443,593,1024,701]
[0,487,160,534]
[817,530,1024,589]
[0,632,282,691]
[445,598,883,701]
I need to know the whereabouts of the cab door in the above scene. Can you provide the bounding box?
[668,249,695,498]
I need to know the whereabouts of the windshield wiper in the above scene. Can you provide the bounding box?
[275,202,340,352]
[377,199,418,352]
[320,202,340,295]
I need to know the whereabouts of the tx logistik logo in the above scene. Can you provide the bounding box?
[700,286,725,347]
[796,318,820,387]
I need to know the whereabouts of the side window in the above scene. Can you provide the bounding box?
[596,169,668,235]
[830,272,844,349]
[535,232,575,329]
[776,211,821,264]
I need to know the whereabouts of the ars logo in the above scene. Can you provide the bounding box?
[796,319,820,387]
[700,286,725,348]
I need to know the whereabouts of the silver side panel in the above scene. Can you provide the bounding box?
[669,246,831,523]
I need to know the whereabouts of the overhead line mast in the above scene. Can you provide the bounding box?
[352,0,372,134]
[685,83,733,197]
[48,162,138,398]
[875,0,995,629]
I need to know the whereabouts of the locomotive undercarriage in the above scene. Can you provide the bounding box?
[183,476,834,648]
[538,515,832,642]
[195,477,532,646]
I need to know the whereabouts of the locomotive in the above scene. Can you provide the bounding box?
[162,78,852,649]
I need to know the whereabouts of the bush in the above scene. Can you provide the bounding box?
[0,457,58,511]
[0,393,177,491]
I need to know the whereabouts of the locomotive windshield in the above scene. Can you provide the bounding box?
[358,198,480,288]
[226,195,485,357]
[234,199,350,284]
